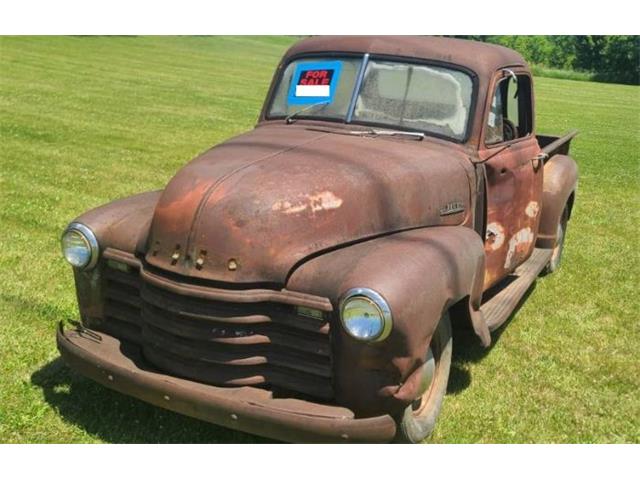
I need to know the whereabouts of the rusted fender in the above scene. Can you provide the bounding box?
[70,191,161,324]
[73,190,162,254]
[536,154,578,248]
[287,226,487,418]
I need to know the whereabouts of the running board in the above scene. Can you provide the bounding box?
[481,248,553,332]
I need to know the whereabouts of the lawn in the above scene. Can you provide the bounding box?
[0,36,638,443]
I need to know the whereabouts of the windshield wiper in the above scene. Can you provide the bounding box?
[285,101,330,124]
[306,126,425,141]
[363,128,425,141]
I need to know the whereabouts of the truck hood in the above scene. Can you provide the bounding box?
[145,123,474,285]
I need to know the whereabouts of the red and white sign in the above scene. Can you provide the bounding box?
[295,69,334,97]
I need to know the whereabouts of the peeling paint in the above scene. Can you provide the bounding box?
[504,227,534,269]
[272,191,343,215]
[486,222,505,251]
[525,201,540,218]
[271,200,308,214]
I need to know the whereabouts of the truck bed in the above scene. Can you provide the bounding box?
[537,130,578,159]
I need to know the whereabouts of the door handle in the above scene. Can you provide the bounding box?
[531,152,548,171]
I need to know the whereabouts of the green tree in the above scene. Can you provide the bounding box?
[449,35,639,85]
[598,36,640,84]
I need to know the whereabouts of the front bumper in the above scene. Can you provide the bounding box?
[56,324,397,443]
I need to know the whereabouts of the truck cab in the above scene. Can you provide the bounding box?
[57,36,578,443]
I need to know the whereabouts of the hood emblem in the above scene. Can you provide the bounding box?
[439,201,465,216]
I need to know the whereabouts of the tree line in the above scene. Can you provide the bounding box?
[452,36,639,85]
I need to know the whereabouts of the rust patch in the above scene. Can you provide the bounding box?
[504,227,534,269]
[272,191,343,215]
[486,222,505,251]
[525,201,540,218]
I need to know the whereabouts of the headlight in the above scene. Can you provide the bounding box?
[339,288,392,342]
[61,223,99,269]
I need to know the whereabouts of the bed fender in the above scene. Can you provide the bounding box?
[537,154,578,248]
[287,226,487,418]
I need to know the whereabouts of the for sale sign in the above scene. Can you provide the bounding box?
[287,60,342,105]
[296,68,335,97]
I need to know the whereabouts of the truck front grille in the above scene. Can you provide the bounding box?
[103,265,143,344]
[101,263,333,400]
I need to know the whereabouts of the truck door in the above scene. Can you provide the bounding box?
[478,69,544,290]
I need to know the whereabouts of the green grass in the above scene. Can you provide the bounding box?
[530,64,597,83]
[1,36,638,443]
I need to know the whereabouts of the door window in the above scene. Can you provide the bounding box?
[485,73,533,145]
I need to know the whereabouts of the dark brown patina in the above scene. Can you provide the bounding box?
[145,124,474,284]
[57,36,578,442]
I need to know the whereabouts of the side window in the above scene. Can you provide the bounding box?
[485,73,533,145]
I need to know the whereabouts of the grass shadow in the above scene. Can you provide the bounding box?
[447,282,537,395]
[31,358,274,443]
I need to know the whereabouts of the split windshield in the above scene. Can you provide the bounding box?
[267,56,474,141]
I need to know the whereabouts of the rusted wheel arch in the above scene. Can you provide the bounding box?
[394,311,452,443]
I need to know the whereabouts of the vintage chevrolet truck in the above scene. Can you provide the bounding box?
[57,36,578,443]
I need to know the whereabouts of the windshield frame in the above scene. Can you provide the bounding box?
[264,52,479,144]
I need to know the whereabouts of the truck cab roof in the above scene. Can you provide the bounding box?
[283,36,527,79]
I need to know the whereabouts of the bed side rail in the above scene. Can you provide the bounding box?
[536,130,579,159]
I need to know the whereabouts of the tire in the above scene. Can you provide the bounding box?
[395,312,452,443]
[542,206,569,275]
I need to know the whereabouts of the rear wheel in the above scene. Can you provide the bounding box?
[542,206,569,275]
[395,312,452,443]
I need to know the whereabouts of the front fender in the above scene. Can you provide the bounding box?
[73,190,162,254]
[287,226,486,417]
[68,191,161,326]
[537,155,578,248]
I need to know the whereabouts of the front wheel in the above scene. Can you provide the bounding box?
[395,312,452,443]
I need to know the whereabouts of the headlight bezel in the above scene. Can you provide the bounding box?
[61,222,100,270]
[339,287,393,342]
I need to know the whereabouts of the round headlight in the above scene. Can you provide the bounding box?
[61,223,99,269]
[340,288,392,342]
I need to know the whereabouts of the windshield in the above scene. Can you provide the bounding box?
[267,56,474,142]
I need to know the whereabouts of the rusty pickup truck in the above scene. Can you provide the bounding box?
[57,36,578,443]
